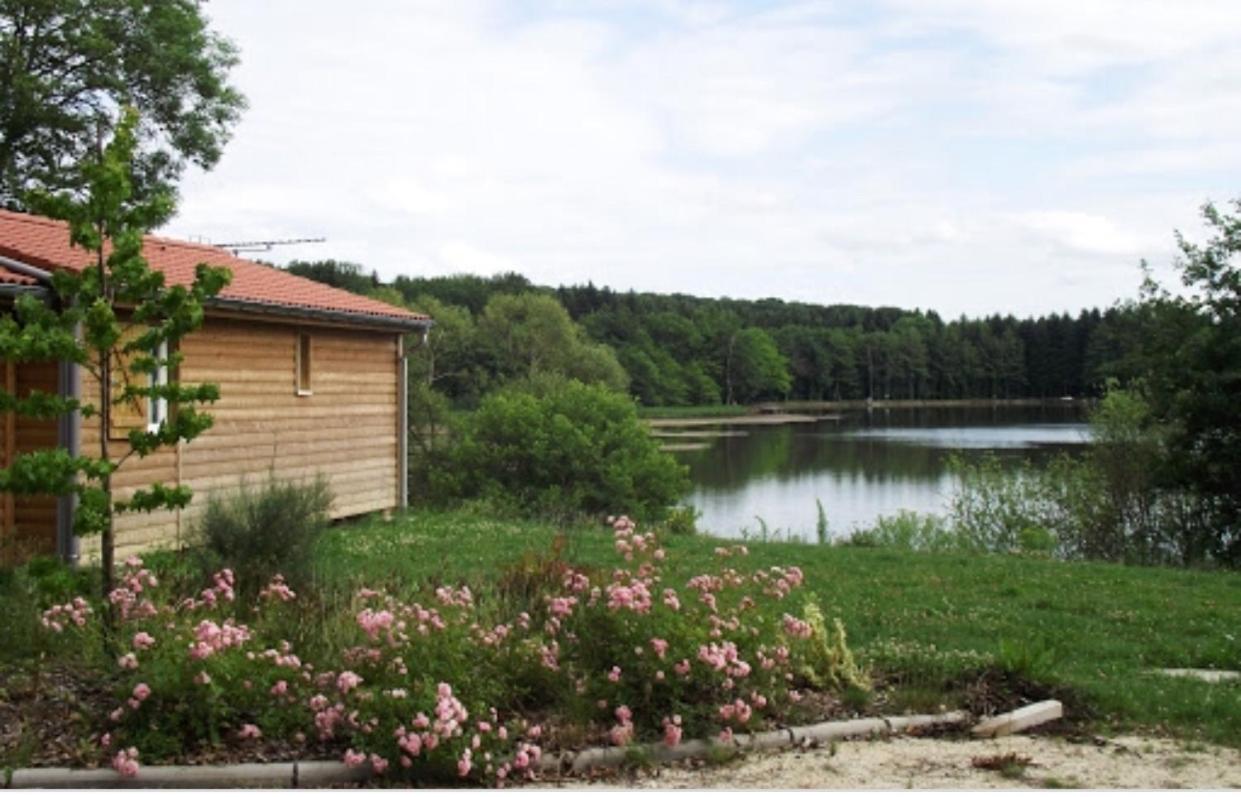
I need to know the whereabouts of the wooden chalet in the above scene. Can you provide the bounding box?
[0,209,432,564]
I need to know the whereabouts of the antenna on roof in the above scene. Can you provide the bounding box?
[213,237,326,256]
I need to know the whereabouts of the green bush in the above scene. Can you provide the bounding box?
[659,505,701,537]
[0,556,97,665]
[844,511,957,552]
[192,474,333,603]
[435,377,689,521]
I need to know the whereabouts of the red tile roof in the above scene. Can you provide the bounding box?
[0,210,429,329]
[0,263,41,285]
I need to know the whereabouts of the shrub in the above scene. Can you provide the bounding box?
[0,556,97,664]
[37,514,864,785]
[844,511,956,552]
[436,377,689,521]
[659,505,701,537]
[192,474,334,603]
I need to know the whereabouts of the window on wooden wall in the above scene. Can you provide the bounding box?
[296,332,313,396]
[147,340,169,432]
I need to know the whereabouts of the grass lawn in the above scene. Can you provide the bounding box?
[319,508,1241,747]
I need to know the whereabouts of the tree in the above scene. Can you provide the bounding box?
[438,377,688,520]
[477,293,628,393]
[0,109,231,623]
[285,260,377,295]
[1139,199,1241,563]
[0,0,246,216]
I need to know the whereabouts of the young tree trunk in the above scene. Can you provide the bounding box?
[96,243,115,636]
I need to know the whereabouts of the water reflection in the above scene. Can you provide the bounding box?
[673,406,1089,540]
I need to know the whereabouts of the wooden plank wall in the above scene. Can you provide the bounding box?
[77,316,401,560]
[0,360,60,564]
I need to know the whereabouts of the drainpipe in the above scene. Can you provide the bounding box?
[56,349,80,565]
[398,335,409,510]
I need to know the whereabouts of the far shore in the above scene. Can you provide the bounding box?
[644,397,1090,427]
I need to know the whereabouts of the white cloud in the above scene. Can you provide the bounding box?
[167,0,1241,318]
[1014,211,1148,257]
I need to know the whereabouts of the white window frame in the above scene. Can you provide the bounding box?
[147,340,169,433]
[296,332,313,396]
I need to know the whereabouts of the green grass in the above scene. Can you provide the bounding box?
[318,508,1241,747]
[637,404,753,419]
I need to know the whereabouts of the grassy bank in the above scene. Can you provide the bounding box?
[319,509,1241,746]
[637,404,753,419]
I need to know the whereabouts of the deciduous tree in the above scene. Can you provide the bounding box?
[0,0,245,216]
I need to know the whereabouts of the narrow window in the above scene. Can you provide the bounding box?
[296,332,313,396]
[147,340,169,432]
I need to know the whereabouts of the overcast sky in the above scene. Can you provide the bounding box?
[166,0,1241,318]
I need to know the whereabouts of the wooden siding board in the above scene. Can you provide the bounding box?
[106,317,400,557]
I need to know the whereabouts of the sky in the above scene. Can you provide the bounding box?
[166,0,1241,319]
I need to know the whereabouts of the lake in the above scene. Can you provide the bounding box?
[669,404,1090,541]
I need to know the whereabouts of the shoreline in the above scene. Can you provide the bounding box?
[645,398,1089,428]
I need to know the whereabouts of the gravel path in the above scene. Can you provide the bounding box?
[544,734,1241,790]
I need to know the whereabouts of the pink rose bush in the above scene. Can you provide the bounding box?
[38,518,858,785]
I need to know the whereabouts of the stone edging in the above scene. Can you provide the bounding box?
[2,702,1063,788]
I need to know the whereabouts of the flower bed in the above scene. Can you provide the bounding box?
[36,516,866,786]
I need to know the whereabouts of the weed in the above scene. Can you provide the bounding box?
[971,752,1033,780]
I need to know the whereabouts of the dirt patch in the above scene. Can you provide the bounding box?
[545,734,1241,790]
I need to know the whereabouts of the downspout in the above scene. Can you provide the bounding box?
[57,349,80,565]
[398,335,409,510]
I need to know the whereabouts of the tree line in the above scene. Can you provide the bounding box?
[288,261,1142,408]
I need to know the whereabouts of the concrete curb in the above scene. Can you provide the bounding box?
[971,700,1064,738]
[541,709,973,776]
[3,705,1064,788]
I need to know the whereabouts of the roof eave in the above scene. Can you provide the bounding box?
[205,296,434,332]
[0,284,50,299]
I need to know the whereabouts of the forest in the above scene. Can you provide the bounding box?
[286,260,1140,408]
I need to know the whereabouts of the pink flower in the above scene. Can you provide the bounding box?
[650,638,669,659]
[607,665,622,683]
[117,653,138,670]
[343,749,367,768]
[336,671,363,694]
[194,671,211,685]
[111,747,140,777]
[615,705,633,724]
[132,683,151,702]
[609,721,634,746]
[719,727,735,744]
[457,752,473,778]
[238,724,262,740]
[663,718,683,748]
[271,680,288,696]
[370,754,388,774]
[132,632,155,651]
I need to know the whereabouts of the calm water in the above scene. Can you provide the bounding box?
[671,405,1090,541]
